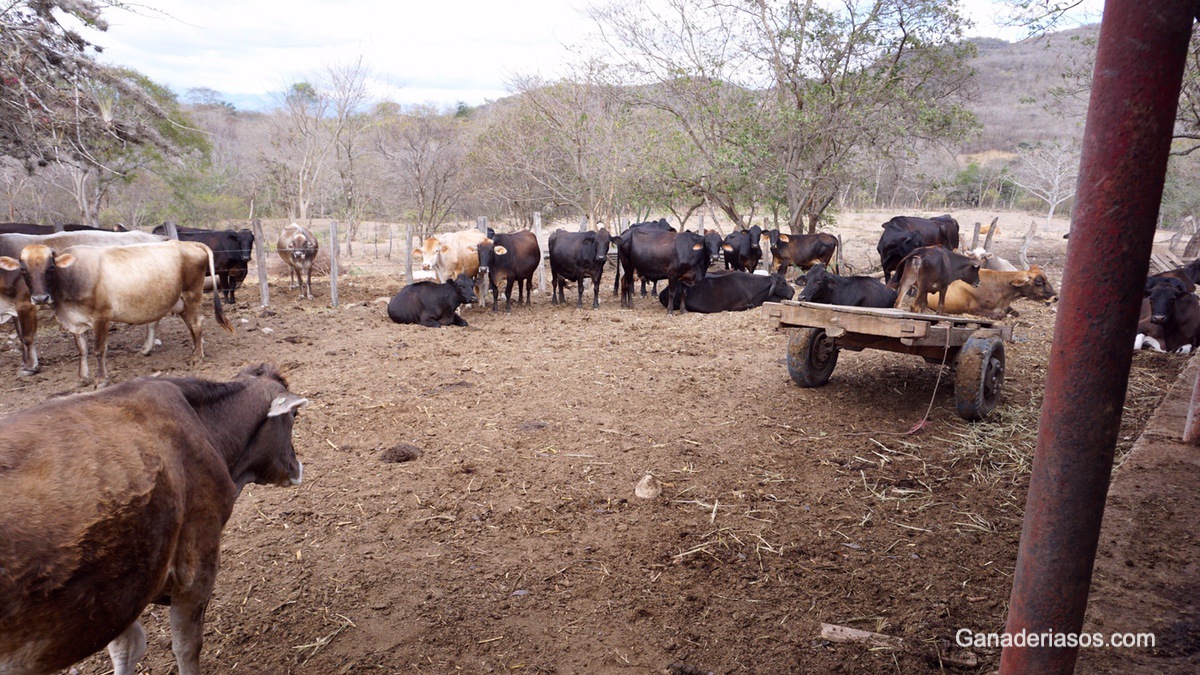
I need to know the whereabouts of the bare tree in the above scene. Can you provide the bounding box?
[328,58,373,254]
[1010,140,1079,224]
[266,81,337,221]
[375,104,468,238]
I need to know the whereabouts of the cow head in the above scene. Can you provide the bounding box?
[17,244,74,305]
[961,250,989,287]
[476,239,503,276]
[1012,266,1057,302]
[594,228,613,262]
[798,263,832,302]
[745,225,763,258]
[236,364,307,488]
[1146,277,1190,324]
[769,271,796,302]
[415,238,443,272]
[451,273,478,305]
[235,229,255,262]
[675,232,710,284]
[702,229,723,258]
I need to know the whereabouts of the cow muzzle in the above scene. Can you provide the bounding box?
[1152,314,1169,325]
[30,293,51,305]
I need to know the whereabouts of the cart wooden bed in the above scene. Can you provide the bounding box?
[764,300,1014,421]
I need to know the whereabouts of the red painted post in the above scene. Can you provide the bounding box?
[1001,2,1196,673]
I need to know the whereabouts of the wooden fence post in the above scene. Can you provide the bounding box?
[405,224,414,283]
[164,220,179,240]
[535,212,545,293]
[579,215,588,233]
[252,218,269,307]
[477,216,488,235]
[388,223,394,260]
[329,220,339,307]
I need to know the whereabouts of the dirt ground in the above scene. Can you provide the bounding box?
[0,211,1185,673]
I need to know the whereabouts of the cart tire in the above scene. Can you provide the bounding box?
[787,327,839,388]
[955,335,1005,421]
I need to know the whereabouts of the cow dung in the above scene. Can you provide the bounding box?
[634,474,662,499]
[380,444,422,463]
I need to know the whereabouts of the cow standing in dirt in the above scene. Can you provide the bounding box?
[277,223,319,299]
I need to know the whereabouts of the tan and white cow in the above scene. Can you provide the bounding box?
[926,266,1058,320]
[9,240,234,387]
[0,364,306,675]
[0,230,163,377]
[413,228,491,305]
[276,223,319,299]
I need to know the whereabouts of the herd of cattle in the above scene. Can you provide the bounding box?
[0,212,1191,675]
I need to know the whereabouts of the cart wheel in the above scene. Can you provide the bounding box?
[955,335,1005,421]
[787,327,839,388]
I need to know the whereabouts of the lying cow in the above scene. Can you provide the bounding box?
[277,223,319,299]
[925,266,1057,319]
[0,364,305,675]
[549,228,613,309]
[387,274,478,327]
[764,230,838,276]
[1135,276,1200,353]
[799,263,897,308]
[477,230,540,313]
[658,270,793,312]
[413,227,490,305]
[893,246,986,314]
[154,224,255,303]
[0,230,163,377]
[13,240,234,387]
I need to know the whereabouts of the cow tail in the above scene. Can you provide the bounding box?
[207,245,234,333]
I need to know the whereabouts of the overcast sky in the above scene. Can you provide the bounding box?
[85,0,1104,112]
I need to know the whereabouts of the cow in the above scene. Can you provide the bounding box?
[877,229,927,284]
[893,246,986,314]
[387,274,478,327]
[413,227,490,305]
[276,223,319,299]
[612,219,675,298]
[0,364,305,675]
[925,266,1058,320]
[798,263,897,308]
[1149,258,1200,293]
[154,224,256,303]
[549,228,613,309]
[658,270,793,313]
[620,228,711,314]
[0,223,126,235]
[764,230,839,276]
[1135,276,1200,353]
[722,225,764,272]
[476,230,540,313]
[0,230,163,377]
[880,214,961,250]
[12,240,234,387]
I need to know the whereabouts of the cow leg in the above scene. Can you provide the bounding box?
[592,273,601,309]
[183,293,205,363]
[304,264,314,299]
[665,280,678,315]
[14,304,39,376]
[93,319,113,388]
[577,278,586,308]
[451,312,468,327]
[505,278,516,313]
[107,619,148,675]
[141,320,159,355]
[523,278,532,306]
[550,273,559,305]
[170,599,209,675]
[71,330,91,383]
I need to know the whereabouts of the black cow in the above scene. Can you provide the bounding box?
[387,274,478,327]
[722,225,764,272]
[894,246,985,314]
[152,224,255,303]
[763,230,838,276]
[877,229,927,284]
[799,263,897,308]
[658,270,793,313]
[612,219,676,298]
[549,228,613,309]
[1136,276,1200,352]
[476,230,540,313]
[881,215,961,250]
[0,223,125,235]
[620,228,711,314]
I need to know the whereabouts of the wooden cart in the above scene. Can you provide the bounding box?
[764,301,1014,421]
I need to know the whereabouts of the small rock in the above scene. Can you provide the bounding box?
[261,327,274,335]
[635,474,662,499]
[944,650,978,668]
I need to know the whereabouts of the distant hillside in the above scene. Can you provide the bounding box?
[961,26,1097,153]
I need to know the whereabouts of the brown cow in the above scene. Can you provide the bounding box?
[0,364,306,675]
[0,230,163,377]
[276,223,319,299]
[476,230,541,313]
[925,266,1057,319]
[894,246,986,314]
[12,241,234,387]
[765,231,838,275]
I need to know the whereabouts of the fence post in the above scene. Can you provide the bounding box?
[388,223,394,260]
[52,222,64,233]
[579,215,588,233]
[535,211,545,292]
[164,220,179,240]
[329,220,339,308]
[252,218,269,308]
[405,224,414,283]
[477,216,488,235]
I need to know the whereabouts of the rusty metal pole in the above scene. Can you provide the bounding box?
[1001,2,1196,673]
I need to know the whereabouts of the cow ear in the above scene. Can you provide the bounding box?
[0,256,17,271]
[441,245,450,253]
[721,243,734,252]
[494,246,508,255]
[1010,276,1030,287]
[412,248,423,258]
[778,234,790,243]
[56,254,76,268]
[268,393,309,417]
[691,243,703,251]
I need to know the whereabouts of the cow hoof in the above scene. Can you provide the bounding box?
[17,367,39,377]
[94,380,110,390]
